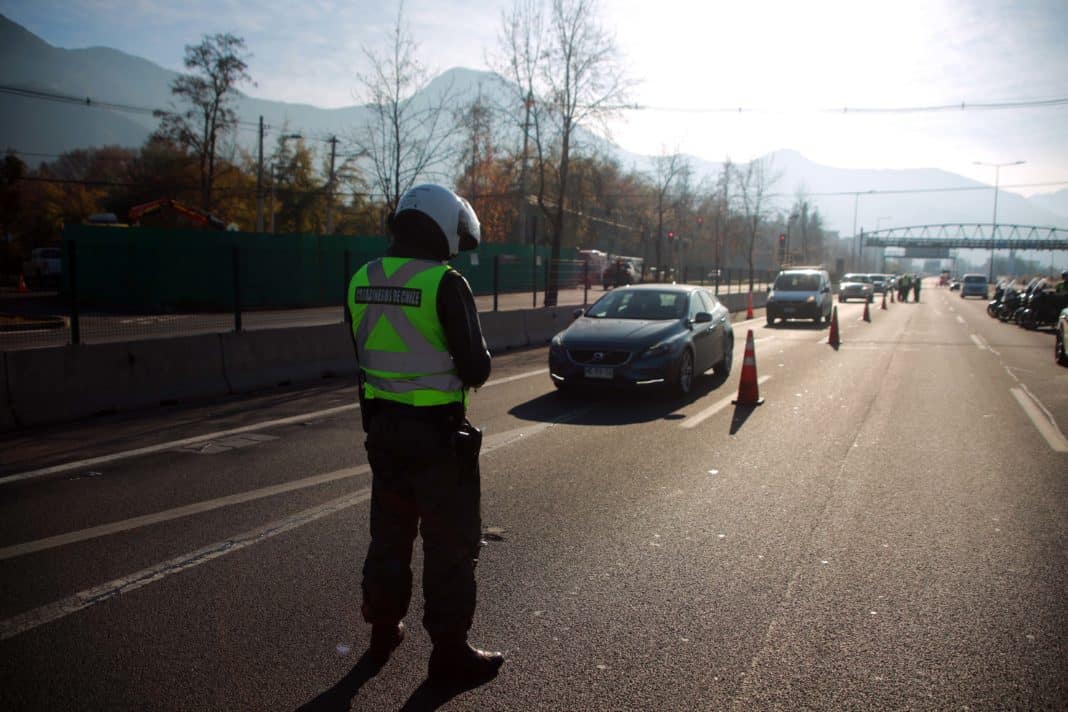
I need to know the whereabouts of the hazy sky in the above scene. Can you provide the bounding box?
[3,0,1067,195]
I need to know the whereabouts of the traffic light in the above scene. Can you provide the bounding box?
[667,231,675,242]
[778,233,786,263]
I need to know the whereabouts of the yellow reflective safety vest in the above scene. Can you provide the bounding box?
[348,257,466,407]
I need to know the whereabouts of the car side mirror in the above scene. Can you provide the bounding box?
[693,312,712,324]
[572,308,585,319]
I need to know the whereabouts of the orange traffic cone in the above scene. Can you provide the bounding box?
[862,299,871,322]
[828,306,841,348]
[881,290,887,310]
[17,274,28,293]
[746,291,754,319]
[732,329,764,406]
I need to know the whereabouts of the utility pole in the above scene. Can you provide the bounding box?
[269,163,277,234]
[326,136,338,234]
[255,116,265,233]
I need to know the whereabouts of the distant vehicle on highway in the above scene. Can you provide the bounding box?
[868,274,890,294]
[838,273,874,303]
[602,258,640,289]
[577,249,608,287]
[960,274,989,299]
[766,268,834,325]
[21,247,62,287]
[1056,307,1068,366]
[549,284,733,396]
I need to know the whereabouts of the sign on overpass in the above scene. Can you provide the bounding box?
[861,224,1068,250]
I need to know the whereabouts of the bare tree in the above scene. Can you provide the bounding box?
[354,2,457,214]
[649,149,690,278]
[154,33,252,213]
[496,0,630,305]
[492,0,544,243]
[734,156,779,292]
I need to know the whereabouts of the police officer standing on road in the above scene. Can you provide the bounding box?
[912,273,922,302]
[347,184,504,684]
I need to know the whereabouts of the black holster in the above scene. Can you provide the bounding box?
[452,419,482,481]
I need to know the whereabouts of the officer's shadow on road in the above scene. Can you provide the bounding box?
[508,372,731,426]
[294,652,381,712]
[295,652,494,712]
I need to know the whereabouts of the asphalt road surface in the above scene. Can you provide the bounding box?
[1,285,1066,710]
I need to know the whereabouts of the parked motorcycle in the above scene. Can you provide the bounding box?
[987,281,1008,318]
[1018,286,1068,330]
[996,285,1023,322]
[1012,278,1045,324]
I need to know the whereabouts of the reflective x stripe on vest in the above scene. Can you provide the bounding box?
[350,258,464,406]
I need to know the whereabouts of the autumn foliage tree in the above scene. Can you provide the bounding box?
[153,33,253,213]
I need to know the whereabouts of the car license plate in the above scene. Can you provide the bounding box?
[584,366,613,379]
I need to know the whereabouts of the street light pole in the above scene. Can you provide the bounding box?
[785,212,798,266]
[850,190,874,271]
[875,217,892,272]
[974,160,1025,282]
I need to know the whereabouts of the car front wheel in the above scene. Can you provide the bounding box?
[713,336,733,377]
[1057,332,1068,366]
[675,349,695,396]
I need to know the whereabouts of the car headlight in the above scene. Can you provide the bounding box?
[550,334,565,351]
[642,340,673,358]
[806,295,816,303]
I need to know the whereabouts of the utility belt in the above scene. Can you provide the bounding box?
[364,400,481,482]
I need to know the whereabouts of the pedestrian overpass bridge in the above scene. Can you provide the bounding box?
[861,223,1068,250]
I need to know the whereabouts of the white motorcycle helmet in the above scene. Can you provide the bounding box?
[391,184,481,258]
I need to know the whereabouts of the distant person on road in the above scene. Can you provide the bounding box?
[898,274,911,303]
[912,274,922,302]
[1056,270,1068,294]
[347,184,504,684]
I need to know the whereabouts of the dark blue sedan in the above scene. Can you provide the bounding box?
[549,284,734,396]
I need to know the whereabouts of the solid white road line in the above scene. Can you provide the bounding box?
[1010,388,1068,453]
[956,315,965,324]
[480,368,549,388]
[0,466,372,561]
[0,407,594,640]
[0,488,373,641]
[0,404,359,486]
[680,376,773,430]
[970,334,987,351]
[1,368,550,487]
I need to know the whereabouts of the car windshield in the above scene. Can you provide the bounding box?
[963,275,986,284]
[843,274,871,283]
[585,289,687,320]
[773,273,821,291]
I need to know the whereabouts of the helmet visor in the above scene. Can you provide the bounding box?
[457,197,481,251]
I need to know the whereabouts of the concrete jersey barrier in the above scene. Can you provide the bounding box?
[1,291,766,431]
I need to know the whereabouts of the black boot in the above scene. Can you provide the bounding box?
[367,621,404,665]
[428,636,504,684]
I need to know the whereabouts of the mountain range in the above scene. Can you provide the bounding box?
[2,13,1066,237]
